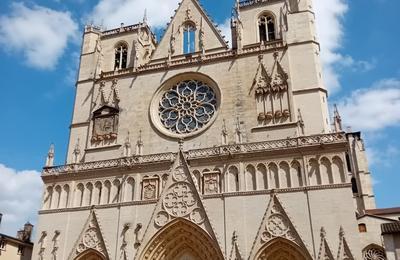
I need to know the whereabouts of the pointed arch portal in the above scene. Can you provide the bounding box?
[75,249,106,260]
[140,218,224,260]
[255,238,310,260]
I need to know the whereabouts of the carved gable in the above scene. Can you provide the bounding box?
[337,227,355,260]
[136,150,224,258]
[248,194,313,260]
[318,228,335,260]
[229,232,243,260]
[151,0,228,60]
[68,210,110,260]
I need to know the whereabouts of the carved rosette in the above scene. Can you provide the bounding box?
[261,205,300,245]
[154,166,205,228]
[76,220,105,257]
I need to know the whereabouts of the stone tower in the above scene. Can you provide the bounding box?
[34,0,386,260]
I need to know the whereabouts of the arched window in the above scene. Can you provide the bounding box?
[114,43,128,70]
[183,23,196,54]
[363,245,386,260]
[258,14,276,42]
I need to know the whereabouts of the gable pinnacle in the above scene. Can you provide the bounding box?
[333,104,343,132]
[178,138,184,150]
[72,139,81,164]
[143,9,148,24]
[45,143,55,167]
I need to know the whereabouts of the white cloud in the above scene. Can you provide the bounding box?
[337,78,400,132]
[87,0,179,29]
[0,3,79,69]
[0,164,43,238]
[313,0,348,93]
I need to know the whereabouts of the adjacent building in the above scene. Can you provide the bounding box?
[0,221,34,260]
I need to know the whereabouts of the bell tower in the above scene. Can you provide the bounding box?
[231,0,330,135]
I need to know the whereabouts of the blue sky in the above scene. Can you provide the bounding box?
[0,0,399,236]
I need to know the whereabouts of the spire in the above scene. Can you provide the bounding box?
[333,104,343,132]
[199,17,206,57]
[297,109,305,135]
[124,132,132,157]
[221,119,228,145]
[45,143,55,167]
[235,117,243,144]
[136,130,143,156]
[143,9,148,24]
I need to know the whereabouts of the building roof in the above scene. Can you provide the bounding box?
[381,222,400,235]
[0,233,33,246]
[366,207,400,216]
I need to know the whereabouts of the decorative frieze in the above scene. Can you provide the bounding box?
[42,133,346,176]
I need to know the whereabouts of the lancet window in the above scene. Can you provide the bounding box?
[183,22,196,54]
[114,43,128,70]
[258,14,276,42]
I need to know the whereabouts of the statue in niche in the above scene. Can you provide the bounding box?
[91,106,119,143]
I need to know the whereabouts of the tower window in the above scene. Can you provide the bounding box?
[358,223,367,233]
[351,177,358,194]
[183,23,196,54]
[114,43,128,70]
[258,14,276,42]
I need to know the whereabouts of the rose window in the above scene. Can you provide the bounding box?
[363,248,386,260]
[158,80,217,135]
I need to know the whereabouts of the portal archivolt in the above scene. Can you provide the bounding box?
[75,249,106,260]
[140,218,224,260]
[256,238,310,260]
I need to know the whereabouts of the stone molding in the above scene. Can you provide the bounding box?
[38,183,351,215]
[42,133,346,176]
[42,153,175,176]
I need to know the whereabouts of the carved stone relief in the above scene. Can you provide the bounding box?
[253,54,291,126]
[91,80,120,144]
[203,171,220,195]
[142,177,159,200]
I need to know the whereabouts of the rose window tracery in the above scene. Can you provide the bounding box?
[363,248,386,260]
[158,80,217,135]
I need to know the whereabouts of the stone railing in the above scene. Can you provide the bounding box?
[239,0,268,8]
[101,23,143,37]
[42,152,175,176]
[42,133,346,176]
[99,40,286,79]
[186,133,347,159]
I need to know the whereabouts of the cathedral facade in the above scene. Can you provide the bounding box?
[33,0,397,259]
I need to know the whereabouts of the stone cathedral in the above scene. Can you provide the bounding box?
[33,0,400,260]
